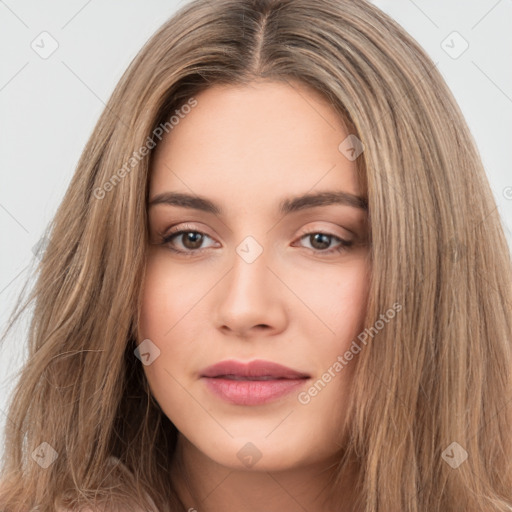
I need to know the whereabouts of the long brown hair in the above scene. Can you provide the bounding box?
[1,0,511,510]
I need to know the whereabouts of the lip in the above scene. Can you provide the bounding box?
[200,359,310,406]
[200,359,310,379]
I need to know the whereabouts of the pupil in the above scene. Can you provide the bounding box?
[311,233,330,250]
[184,232,203,249]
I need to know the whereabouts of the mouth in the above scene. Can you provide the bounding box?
[200,359,310,380]
[210,375,299,381]
[200,359,310,405]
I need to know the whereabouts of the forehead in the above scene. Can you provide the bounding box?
[150,80,362,204]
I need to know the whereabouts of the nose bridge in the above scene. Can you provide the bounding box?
[227,234,270,306]
[213,233,286,334]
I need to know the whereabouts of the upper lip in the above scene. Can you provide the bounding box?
[200,359,310,379]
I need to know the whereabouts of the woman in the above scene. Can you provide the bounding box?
[1,0,511,510]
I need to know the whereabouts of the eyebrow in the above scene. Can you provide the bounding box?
[148,190,368,215]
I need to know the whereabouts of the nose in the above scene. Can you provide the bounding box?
[213,245,288,338]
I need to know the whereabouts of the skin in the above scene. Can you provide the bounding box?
[137,79,370,512]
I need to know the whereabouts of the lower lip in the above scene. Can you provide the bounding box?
[202,377,308,405]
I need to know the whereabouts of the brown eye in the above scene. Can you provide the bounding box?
[309,233,331,250]
[178,231,204,250]
[296,231,353,255]
[160,225,218,255]
[163,230,209,251]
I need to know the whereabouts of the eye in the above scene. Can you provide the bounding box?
[294,231,353,255]
[160,223,218,255]
[158,225,354,256]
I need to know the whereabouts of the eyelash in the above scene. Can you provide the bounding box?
[159,224,353,257]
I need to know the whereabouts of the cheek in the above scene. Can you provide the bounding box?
[137,256,203,426]
[297,258,370,409]
[297,258,369,338]
[138,253,206,340]
[137,256,200,391]
[334,262,369,332]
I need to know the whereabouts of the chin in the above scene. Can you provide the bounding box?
[192,434,320,472]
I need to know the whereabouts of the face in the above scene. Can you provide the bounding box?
[138,80,370,472]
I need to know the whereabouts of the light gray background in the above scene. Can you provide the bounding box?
[1,0,511,459]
